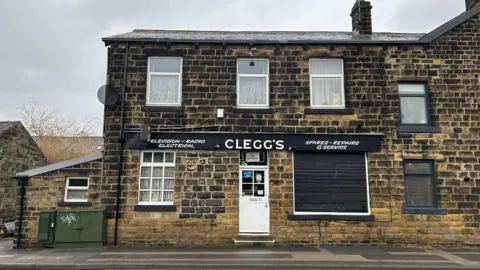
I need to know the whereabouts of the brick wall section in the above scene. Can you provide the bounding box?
[0,123,46,223]
[99,14,480,246]
[16,159,102,247]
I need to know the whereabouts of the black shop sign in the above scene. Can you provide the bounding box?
[124,132,382,152]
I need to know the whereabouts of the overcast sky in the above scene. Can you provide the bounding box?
[0,0,466,135]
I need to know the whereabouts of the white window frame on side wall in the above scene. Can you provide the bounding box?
[64,177,89,203]
[138,150,176,206]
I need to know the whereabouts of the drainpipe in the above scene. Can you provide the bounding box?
[113,42,129,246]
[14,177,27,249]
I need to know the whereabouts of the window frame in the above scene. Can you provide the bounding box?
[138,150,176,206]
[398,82,431,126]
[292,152,371,216]
[236,59,270,109]
[64,177,89,203]
[403,160,438,209]
[146,57,183,106]
[309,58,345,109]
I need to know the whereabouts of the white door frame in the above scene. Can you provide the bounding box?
[238,165,270,235]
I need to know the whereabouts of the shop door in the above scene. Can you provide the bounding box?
[239,167,269,234]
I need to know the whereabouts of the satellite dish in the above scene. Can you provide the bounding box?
[97,85,119,105]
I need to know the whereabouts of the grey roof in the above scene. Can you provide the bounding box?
[420,2,480,42]
[103,3,480,46]
[15,151,103,178]
[0,121,18,134]
[102,30,426,45]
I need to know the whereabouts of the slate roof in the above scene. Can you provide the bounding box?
[0,121,18,134]
[103,30,425,45]
[102,3,480,45]
[15,151,103,178]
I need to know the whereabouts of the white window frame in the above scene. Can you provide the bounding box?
[236,59,269,109]
[309,59,345,109]
[292,152,371,216]
[64,177,89,203]
[138,150,175,206]
[146,57,182,106]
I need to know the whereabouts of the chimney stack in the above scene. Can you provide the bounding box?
[465,0,480,10]
[351,0,373,35]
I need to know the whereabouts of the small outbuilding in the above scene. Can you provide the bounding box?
[14,152,102,248]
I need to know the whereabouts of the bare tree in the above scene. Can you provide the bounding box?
[20,99,102,163]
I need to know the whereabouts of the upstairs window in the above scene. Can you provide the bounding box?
[139,151,175,205]
[64,177,89,202]
[147,57,182,106]
[398,83,430,125]
[309,59,345,108]
[237,59,269,108]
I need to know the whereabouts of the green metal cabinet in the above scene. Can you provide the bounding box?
[53,209,107,248]
[37,211,56,247]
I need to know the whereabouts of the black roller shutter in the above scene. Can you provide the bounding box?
[294,152,369,213]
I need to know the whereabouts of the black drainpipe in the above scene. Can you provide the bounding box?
[113,42,129,246]
[15,177,27,249]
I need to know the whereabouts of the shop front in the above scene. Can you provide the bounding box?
[124,132,383,238]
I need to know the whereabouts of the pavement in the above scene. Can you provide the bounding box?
[1,239,480,269]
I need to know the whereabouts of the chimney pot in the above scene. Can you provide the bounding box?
[465,0,480,10]
[351,0,373,35]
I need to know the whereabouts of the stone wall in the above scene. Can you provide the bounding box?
[0,123,46,223]
[104,13,478,246]
[16,159,102,247]
[109,150,239,246]
[272,150,480,246]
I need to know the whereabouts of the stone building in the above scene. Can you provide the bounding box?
[0,121,46,224]
[15,0,480,247]
[14,152,102,247]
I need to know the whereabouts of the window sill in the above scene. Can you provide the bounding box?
[304,108,353,115]
[143,106,184,113]
[287,214,374,221]
[398,125,441,133]
[402,208,447,215]
[57,202,92,207]
[134,205,176,212]
[234,108,273,114]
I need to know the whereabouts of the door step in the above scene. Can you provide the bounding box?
[233,235,275,247]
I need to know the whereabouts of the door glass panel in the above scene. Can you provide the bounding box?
[241,170,267,197]
[254,171,264,184]
[242,170,253,182]
[242,170,253,196]
[242,183,253,196]
[254,171,265,197]
[254,184,265,197]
